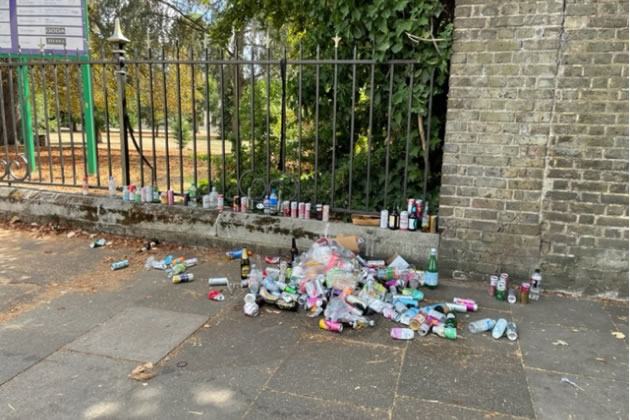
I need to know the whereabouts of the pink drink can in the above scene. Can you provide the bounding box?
[282,201,290,217]
[298,202,305,219]
[290,201,298,218]
[305,203,311,219]
[453,298,478,312]
[167,189,175,205]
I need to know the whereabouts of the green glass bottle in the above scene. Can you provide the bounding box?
[425,248,438,289]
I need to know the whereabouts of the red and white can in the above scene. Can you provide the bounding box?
[400,211,409,230]
[322,205,330,222]
[489,275,498,296]
[282,201,290,217]
[305,203,311,219]
[298,202,305,219]
[290,201,298,218]
[167,189,175,205]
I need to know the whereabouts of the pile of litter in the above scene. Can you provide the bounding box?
[228,236,519,341]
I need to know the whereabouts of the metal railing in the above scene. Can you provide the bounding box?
[0,35,435,216]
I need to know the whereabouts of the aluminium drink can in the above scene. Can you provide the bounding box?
[298,202,305,219]
[305,203,311,219]
[217,194,224,212]
[489,275,498,297]
[380,209,388,229]
[290,201,298,218]
[316,204,323,220]
[319,319,343,333]
[322,205,330,222]
[233,196,240,212]
[111,259,129,271]
[167,189,175,205]
[407,198,415,214]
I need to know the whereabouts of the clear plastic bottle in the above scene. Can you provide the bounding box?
[468,318,496,334]
[82,176,88,195]
[506,322,518,341]
[122,186,129,201]
[492,318,508,339]
[209,186,218,209]
[108,176,116,198]
[166,263,187,278]
[529,269,542,301]
[263,195,270,214]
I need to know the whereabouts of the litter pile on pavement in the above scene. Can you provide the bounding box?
[214,236,539,342]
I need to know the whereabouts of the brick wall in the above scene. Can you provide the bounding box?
[440,0,629,296]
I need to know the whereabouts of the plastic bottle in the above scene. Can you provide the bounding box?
[122,186,129,201]
[188,183,197,208]
[81,176,88,195]
[468,318,496,334]
[269,189,278,215]
[529,269,542,301]
[108,176,116,198]
[263,195,270,214]
[209,186,218,209]
[424,248,439,289]
[391,328,415,340]
[166,263,187,278]
[492,318,508,339]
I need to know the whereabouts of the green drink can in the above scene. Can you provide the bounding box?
[496,277,507,301]
[111,259,129,271]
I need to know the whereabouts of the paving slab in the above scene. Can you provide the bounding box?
[0,350,137,420]
[115,365,271,419]
[243,389,387,420]
[525,367,629,420]
[167,304,303,371]
[65,306,208,363]
[512,295,616,331]
[603,303,629,347]
[392,395,519,420]
[398,334,535,418]
[519,323,628,380]
[267,332,403,410]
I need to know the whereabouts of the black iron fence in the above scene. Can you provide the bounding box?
[0,35,435,216]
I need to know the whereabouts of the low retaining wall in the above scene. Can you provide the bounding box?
[0,186,440,267]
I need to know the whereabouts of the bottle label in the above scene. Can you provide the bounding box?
[425,272,438,287]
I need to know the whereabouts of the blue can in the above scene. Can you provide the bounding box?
[111,259,129,271]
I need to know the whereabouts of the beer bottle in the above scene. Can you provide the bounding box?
[290,238,299,266]
[388,206,400,230]
[421,203,430,232]
[409,205,418,232]
[240,248,251,280]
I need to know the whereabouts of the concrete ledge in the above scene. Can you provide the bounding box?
[0,186,439,266]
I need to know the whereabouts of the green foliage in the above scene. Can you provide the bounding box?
[170,117,192,147]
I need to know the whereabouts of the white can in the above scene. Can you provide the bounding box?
[400,211,409,231]
[305,203,311,219]
[202,194,211,209]
[290,201,298,218]
[217,194,224,212]
[380,209,388,229]
[322,205,330,222]
[298,202,305,219]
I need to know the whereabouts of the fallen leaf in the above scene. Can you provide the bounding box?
[552,340,568,346]
[611,331,625,339]
[9,216,20,224]
[354,386,361,390]
[66,232,76,238]
[129,363,156,381]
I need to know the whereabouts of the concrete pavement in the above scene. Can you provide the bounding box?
[0,225,627,419]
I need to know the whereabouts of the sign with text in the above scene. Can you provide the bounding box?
[0,0,86,55]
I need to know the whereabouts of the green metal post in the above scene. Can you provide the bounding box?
[81,63,97,174]
[18,57,35,172]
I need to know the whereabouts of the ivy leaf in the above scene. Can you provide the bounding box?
[394,0,409,12]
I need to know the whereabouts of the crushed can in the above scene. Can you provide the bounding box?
[208,290,225,301]
[506,322,518,341]
[111,260,129,271]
